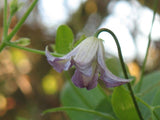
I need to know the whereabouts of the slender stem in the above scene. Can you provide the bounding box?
[6,0,38,41]
[3,0,8,39]
[137,0,158,92]
[42,107,116,120]
[154,105,160,109]
[0,0,8,52]
[7,15,13,29]
[4,41,63,56]
[1,0,38,53]
[95,28,143,120]
[0,42,6,52]
[5,41,45,55]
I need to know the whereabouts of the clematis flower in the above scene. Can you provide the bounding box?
[45,36,131,90]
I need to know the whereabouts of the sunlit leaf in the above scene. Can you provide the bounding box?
[55,25,74,54]
[112,86,140,120]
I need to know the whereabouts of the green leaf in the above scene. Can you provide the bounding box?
[55,25,74,54]
[134,71,160,120]
[60,82,115,120]
[112,86,140,120]
[95,98,116,119]
[137,71,160,96]
[152,89,160,119]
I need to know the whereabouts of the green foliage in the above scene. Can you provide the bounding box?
[60,82,116,120]
[112,86,140,120]
[136,71,160,104]
[135,71,160,119]
[106,58,125,77]
[55,25,74,54]
[152,89,160,119]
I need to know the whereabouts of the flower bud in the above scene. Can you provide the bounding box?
[14,38,30,46]
[10,0,23,16]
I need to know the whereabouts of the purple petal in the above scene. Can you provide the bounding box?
[99,70,130,87]
[97,40,131,87]
[86,68,99,90]
[72,66,98,90]
[45,47,76,72]
[71,69,84,88]
[73,37,99,76]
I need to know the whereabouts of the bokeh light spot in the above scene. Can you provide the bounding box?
[127,62,140,84]
[85,1,97,14]
[0,94,7,111]
[42,75,58,95]
[11,49,32,74]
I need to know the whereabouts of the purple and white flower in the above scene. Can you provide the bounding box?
[45,36,131,90]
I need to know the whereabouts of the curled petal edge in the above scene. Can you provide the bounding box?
[97,40,132,87]
[45,47,73,72]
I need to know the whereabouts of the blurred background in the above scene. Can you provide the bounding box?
[0,0,160,120]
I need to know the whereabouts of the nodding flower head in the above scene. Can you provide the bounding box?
[45,36,131,90]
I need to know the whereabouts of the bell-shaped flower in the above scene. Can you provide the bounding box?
[45,36,131,90]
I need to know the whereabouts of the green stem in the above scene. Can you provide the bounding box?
[5,41,45,55]
[6,0,38,41]
[137,0,158,92]
[3,0,8,39]
[4,41,63,56]
[95,28,143,120]
[1,0,38,53]
[0,43,6,52]
[154,105,160,109]
[0,0,8,52]
[42,107,116,120]
[7,15,13,29]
